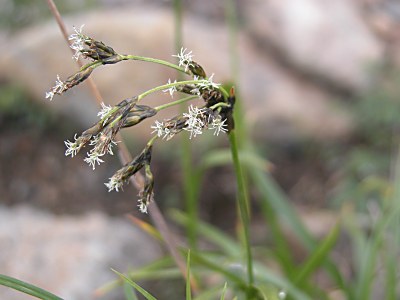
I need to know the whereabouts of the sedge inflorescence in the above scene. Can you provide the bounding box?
[46,26,235,213]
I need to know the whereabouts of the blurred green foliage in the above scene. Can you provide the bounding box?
[331,68,400,210]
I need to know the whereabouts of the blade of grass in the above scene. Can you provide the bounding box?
[126,214,162,241]
[220,283,228,300]
[294,223,340,287]
[256,181,296,278]
[190,252,246,288]
[251,165,347,291]
[201,149,271,172]
[384,253,397,300]
[186,250,192,300]
[251,167,315,248]
[254,283,282,300]
[193,285,228,300]
[123,281,139,300]
[95,257,177,296]
[112,269,157,300]
[169,209,240,256]
[252,266,312,300]
[0,274,63,300]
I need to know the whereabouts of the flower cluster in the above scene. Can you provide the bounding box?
[152,105,228,140]
[163,79,178,98]
[64,97,156,170]
[105,144,154,213]
[46,26,124,101]
[173,47,206,78]
[69,24,121,63]
[69,25,88,61]
[45,75,67,101]
[172,48,194,72]
[47,25,235,213]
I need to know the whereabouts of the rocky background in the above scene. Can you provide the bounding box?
[0,0,400,299]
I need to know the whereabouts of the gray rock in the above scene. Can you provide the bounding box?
[0,205,162,300]
[244,0,383,92]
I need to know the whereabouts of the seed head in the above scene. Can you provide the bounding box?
[45,75,67,101]
[172,47,194,72]
[163,79,178,98]
[209,116,228,136]
[69,24,87,61]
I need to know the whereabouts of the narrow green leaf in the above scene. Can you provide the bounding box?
[253,264,312,300]
[353,216,386,299]
[0,274,63,300]
[95,257,177,296]
[250,168,315,249]
[123,281,138,300]
[251,166,346,290]
[201,149,270,172]
[186,250,192,300]
[190,252,246,288]
[220,283,228,300]
[384,254,397,300]
[169,210,240,256]
[295,224,340,286]
[255,283,282,300]
[193,285,227,300]
[112,269,157,300]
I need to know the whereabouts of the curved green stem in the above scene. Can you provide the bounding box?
[147,134,159,147]
[155,95,198,112]
[81,60,102,71]
[79,55,230,100]
[138,80,207,101]
[209,102,231,111]
[121,54,188,74]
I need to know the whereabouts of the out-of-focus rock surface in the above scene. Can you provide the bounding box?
[0,3,366,141]
[244,0,383,92]
[0,205,161,300]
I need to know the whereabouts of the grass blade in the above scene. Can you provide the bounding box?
[126,214,162,241]
[190,252,246,287]
[220,283,228,300]
[0,274,63,300]
[294,223,340,286]
[112,269,157,300]
[169,209,240,256]
[193,285,227,300]
[250,168,314,249]
[186,250,192,300]
[253,265,312,300]
[123,281,139,300]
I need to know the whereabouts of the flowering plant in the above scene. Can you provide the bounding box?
[47,25,235,213]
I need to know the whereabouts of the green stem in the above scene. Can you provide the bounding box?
[137,79,228,101]
[155,95,198,111]
[121,54,188,74]
[147,134,159,147]
[228,129,254,287]
[173,0,183,55]
[81,60,102,71]
[209,102,230,111]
